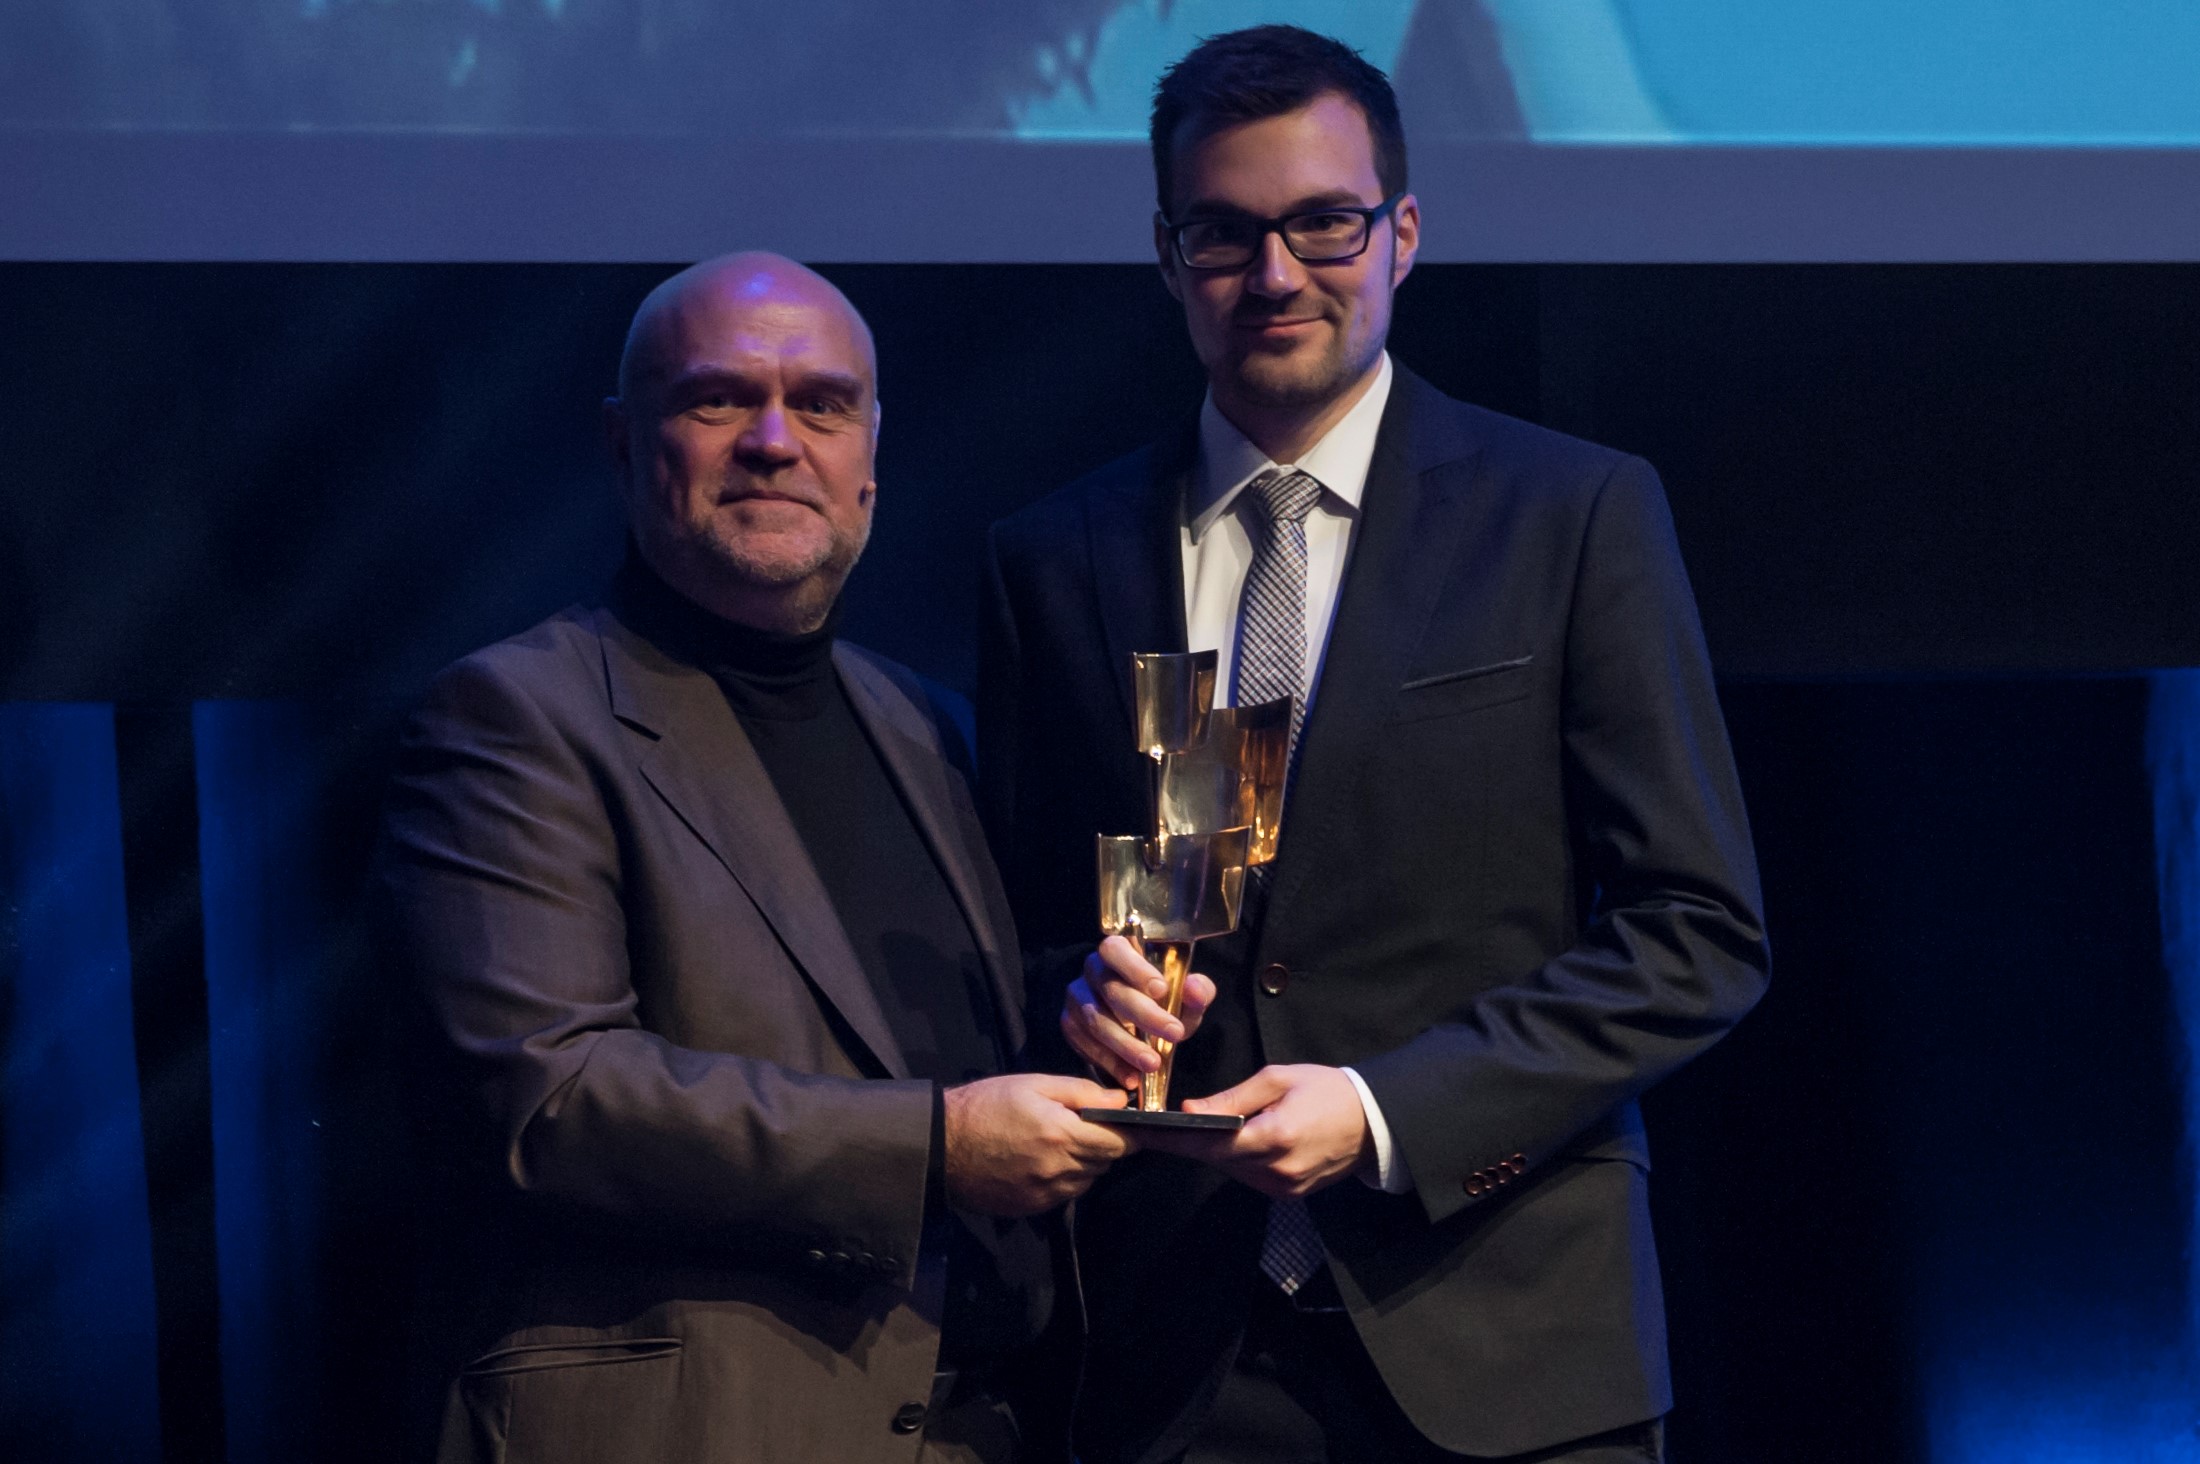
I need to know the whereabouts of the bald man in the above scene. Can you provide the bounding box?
[376,254,1130,1464]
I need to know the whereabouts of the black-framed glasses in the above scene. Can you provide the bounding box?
[1164,192,1405,270]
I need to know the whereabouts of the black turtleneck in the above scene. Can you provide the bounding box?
[622,558,1046,1366]
[704,607,1007,1092]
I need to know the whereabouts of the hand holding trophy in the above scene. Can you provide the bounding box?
[1077,650,1290,1131]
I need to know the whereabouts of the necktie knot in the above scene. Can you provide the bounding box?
[1252,469,1323,528]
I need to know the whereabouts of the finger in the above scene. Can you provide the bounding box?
[1174,972,1218,1036]
[1094,934,1168,997]
[1026,1071,1142,1109]
[1077,998,1166,1075]
[1061,1010,1148,1087]
[1059,1008,1128,1079]
[1182,1065,1293,1118]
[1070,1124,1135,1162]
[1069,1080,1131,1111]
[1096,978,1186,1043]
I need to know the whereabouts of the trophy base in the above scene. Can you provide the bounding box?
[1078,1107,1245,1131]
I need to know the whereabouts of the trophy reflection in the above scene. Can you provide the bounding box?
[1082,651,1290,1129]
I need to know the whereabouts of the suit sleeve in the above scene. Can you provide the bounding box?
[1353,459,1769,1226]
[375,647,933,1286]
[977,524,1093,1076]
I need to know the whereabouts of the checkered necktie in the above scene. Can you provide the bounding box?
[1233,468,1330,1296]
[1231,468,1322,753]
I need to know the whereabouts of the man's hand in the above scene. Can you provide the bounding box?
[1144,1065,1373,1198]
[943,1074,1136,1217]
[1059,935,1218,1089]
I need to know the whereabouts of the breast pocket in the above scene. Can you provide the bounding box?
[1392,656,1534,722]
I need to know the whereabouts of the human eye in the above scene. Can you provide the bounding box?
[1290,210,1360,240]
[1185,217,1255,249]
[794,391,855,419]
[679,382,742,418]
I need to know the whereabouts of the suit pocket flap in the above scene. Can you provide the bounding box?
[1394,656,1534,720]
[462,1336,682,1378]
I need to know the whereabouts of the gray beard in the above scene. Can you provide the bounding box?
[658,512,871,634]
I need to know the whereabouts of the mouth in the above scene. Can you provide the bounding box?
[720,490,820,510]
[1235,315,1326,339]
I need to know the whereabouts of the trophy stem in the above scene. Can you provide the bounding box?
[1136,940,1195,1112]
[1144,755,1166,859]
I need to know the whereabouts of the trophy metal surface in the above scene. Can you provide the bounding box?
[1079,651,1291,1131]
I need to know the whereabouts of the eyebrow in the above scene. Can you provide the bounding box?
[659,365,870,401]
[788,369,869,400]
[1176,189,1372,219]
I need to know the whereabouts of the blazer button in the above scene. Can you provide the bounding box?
[1510,1151,1528,1167]
[892,1402,927,1434]
[805,1248,826,1264]
[1464,1176,1486,1196]
[1258,963,1290,997]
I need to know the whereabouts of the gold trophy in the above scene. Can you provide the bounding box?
[1079,651,1291,1130]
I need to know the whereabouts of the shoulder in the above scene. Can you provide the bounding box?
[408,603,609,738]
[836,643,977,775]
[988,438,1162,565]
[1400,373,1647,498]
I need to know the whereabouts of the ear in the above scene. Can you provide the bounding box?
[1153,212,1185,303]
[1389,193,1421,289]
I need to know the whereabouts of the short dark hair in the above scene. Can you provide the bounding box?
[1149,25,1407,217]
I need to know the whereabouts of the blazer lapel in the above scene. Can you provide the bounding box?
[596,611,911,1080]
[1261,371,1488,942]
[1089,417,1198,732]
[835,647,1028,1056]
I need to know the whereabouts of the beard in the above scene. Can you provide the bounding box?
[698,502,868,590]
[1222,316,1383,415]
[647,481,873,632]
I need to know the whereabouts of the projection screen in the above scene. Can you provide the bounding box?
[4,0,2199,262]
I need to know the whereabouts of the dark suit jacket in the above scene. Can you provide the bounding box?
[376,582,1037,1464]
[979,368,1769,1460]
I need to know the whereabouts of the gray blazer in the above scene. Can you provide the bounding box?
[377,585,1029,1463]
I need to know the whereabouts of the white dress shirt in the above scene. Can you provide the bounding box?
[1181,353,1415,1195]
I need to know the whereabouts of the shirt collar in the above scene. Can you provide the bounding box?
[1189,352,1393,540]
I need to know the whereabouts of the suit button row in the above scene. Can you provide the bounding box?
[1462,1151,1530,1198]
[1258,963,1290,997]
[805,1246,893,1273]
[891,1401,927,1434]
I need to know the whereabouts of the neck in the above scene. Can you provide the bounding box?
[693,582,839,636]
[1213,354,1383,465]
[646,546,843,635]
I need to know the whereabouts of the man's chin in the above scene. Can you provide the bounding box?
[1228,356,1351,413]
[719,545,837,590]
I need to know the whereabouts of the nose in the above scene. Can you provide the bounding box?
[1246,229,1305,299]
[734,400,802,467]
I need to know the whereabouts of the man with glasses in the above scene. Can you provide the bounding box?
[979,26,1767,1464]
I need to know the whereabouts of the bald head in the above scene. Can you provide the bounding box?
[617,251,875,408]
[604,251,882,634]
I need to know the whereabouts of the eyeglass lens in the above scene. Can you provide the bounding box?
[1177,210,1371,267]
